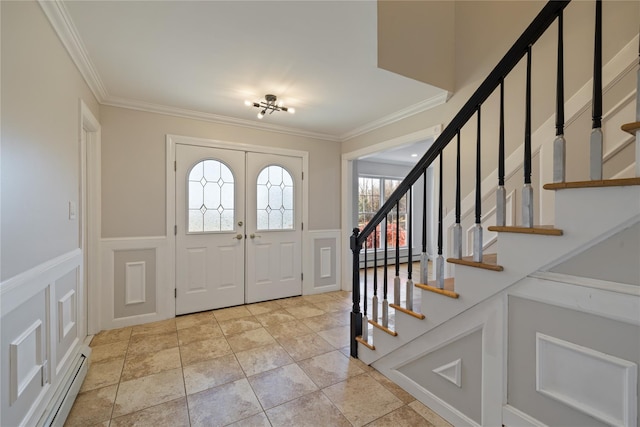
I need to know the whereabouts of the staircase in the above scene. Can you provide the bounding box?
[350,1,640,426]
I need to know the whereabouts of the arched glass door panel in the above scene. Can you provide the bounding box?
[256,165,294,230]
[187,159,235,232]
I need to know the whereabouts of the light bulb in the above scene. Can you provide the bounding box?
[257,111,264,119]
[244,100,252,107]
[288,108,295,114]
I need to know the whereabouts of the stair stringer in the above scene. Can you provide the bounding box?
[359,185,640,364]
[372,273,640,427]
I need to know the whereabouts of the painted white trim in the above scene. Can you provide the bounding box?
[509,276,640,326]
[306,229,342,294]
[166,134,311,312]
[100,236,170,329]
[340,125,442,290]
[432,358,462,388]
[124,262,146,305]
[341,92,449,141]
[0,250,87,427]
[38,0,107,101]
[37,0,449,144]
[0,249,82,315]
[529,271,640,297]
[376,294,504,427]
[10,320,44,404]
[536,333,637,427]
[80,100,101,336]
[58,290,76,339]
[105,97,340,142]
[502,405,548,427]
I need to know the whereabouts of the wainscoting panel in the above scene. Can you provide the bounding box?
[55,268,80,375]
[124,261,146,305]
[305,230,341,294]
[101,237,170,330]
[0,249,86,427]
[536,333,637,426]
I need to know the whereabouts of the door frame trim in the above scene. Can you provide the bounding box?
[80,100,101,335]
[166,134,309,316]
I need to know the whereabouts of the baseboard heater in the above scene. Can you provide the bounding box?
[36,345,91,427]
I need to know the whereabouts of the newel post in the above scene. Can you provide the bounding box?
[350,227,362,358]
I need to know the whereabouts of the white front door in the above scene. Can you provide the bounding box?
[246,153,302,303]
[175,145,302,315]
[175,144,246,315]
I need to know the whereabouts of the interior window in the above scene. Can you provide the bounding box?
[358,176,408,250]
[187,159,235,232]
[256,165,294,230]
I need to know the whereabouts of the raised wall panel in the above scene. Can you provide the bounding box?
[432,358,462,388]
[58,290,76,339]
[113,248,157,319]
[10,320,43,405]
[396,328,483,424]
[55,268,80,375]
[308,232,340,294]
[124,261,146,305]
[508,296,640,427]
[320,247,332,278]
[536,333,637,427]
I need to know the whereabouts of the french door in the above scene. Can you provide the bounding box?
[175,144,302,315]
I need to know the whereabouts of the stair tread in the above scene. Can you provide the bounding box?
[415,278,459,299]
[447,253,504,271]
[544,177,640,190]
[389,303,426,319]
[487,225,563,236]
[621,121,640,134]
[355,336,375,350]
[368,319,398,336]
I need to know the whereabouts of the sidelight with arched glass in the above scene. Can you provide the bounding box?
[256,165,294,230]
[187,159,235,232]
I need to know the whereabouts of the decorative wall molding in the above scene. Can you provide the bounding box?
[320,247,332,279]
[58,290,76,340]
[0,249,82,314]
[10,320,44,405]
[101,236,170,329]
[1,250,84,426]
[124,261,146,305]
[536,333,637,427]
[306,229,342,294]
[432,358,462,388]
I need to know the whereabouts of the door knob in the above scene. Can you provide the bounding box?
[250,233,262,239]
[232,234,243,240]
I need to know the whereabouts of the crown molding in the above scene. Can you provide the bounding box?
[38,0,107,102]
[38,0,448,143]
[340,91,450,141]
[102,97,341,142]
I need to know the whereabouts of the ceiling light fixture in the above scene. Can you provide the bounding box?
[244,94,295,119]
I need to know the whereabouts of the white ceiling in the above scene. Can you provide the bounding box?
[57,0,447,141]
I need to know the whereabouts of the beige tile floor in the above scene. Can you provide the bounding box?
[65,290,452,427]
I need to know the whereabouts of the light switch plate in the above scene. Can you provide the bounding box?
[69,201,77,220]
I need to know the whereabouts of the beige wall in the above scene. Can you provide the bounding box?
[100,106,341,238]
[346,0,638,213]
[378,1,455,92]
[1,0,100,280]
